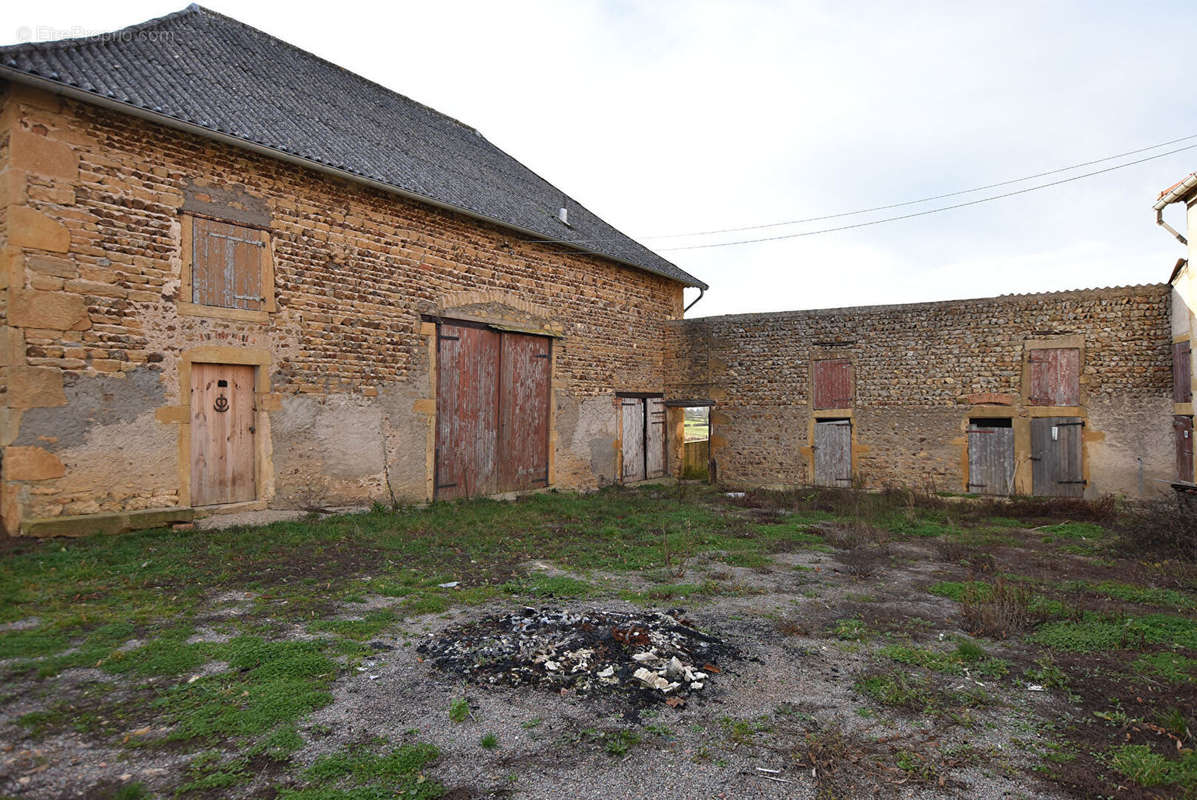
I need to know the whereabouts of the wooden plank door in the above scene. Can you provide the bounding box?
[498,332,551,491]
[621,399,646,483]
[967,420,1015,495]
[435,323,501,500]
[190,363,256,506]
[1031,417,1085,497]
[1176,415,1194,483]
[645,397,666,479]
[813,419,852,487]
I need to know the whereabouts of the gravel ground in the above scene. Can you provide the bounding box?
[1,543,1074,799]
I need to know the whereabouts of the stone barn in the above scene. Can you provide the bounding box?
[0,6,706,536]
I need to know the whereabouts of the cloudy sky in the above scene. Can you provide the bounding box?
[5,1,1196,316]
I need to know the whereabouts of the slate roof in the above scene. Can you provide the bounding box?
[0,5,705,289]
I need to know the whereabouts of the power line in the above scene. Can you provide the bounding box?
[657,142,1197,252]
[646,132,1197,240]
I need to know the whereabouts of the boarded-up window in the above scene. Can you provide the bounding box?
[1174,341,1192,404]
[191,217,265,310]
[813,359,853,409]
[1028,348,1080,406]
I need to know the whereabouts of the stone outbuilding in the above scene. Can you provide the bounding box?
[0,6,706,535]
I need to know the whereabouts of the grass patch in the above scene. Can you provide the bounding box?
[855,670,992,719]
[287,740,443,799]
[157,636,337,745]
[1132,652,1197,684]
[928,581,990,602]
[1069,580,1195,611]
[878,642,1009,679]
[501,574,593,598]
[1105,744,1197,789]
[1029,613,1197,652]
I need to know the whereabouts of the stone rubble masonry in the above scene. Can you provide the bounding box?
[0,83,684,535]
[665,285,1173,497]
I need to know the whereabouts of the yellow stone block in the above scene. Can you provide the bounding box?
[9,130,78,180]
[9,207,70,253]
[9,290,90,331]
[6,365,66,409]
[4,446,65,480]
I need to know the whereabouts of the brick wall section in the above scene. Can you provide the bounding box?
[666,286,1173,494]
[0,84,684,532]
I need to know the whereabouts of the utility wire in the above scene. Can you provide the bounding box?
[646,131,1197,239]
[655,142,1197,252]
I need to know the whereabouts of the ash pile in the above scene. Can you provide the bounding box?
[416,607,738,707]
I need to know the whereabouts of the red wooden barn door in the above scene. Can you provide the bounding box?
[435,323,501,500]
[498,332,551,491]
[435,322,551,499]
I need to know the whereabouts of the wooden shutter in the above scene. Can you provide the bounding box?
[1028,348,1080,406]
[813,359,853,410]
[192,217,264,310]
[1174,341,1192,404]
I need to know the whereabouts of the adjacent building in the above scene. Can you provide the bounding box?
[1155,173,1196,484]
[666,287,1174,498]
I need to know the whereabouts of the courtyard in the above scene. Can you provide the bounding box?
[0,486,1194,799]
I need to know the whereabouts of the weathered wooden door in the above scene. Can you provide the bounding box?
[1175,415,1194,483]
[1031,417,1085,497]
[813,419,852,487]
[190,363,256,506]
[967,419,1015,495]
[621,399,646,483]
[498,332,551,491]
[645,397,666,479]
[435,322,501,500]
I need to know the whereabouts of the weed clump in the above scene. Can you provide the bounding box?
[961,578,1038,639]
[1113,499,1197,563]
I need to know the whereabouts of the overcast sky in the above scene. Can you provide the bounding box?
[5,1,1196,317]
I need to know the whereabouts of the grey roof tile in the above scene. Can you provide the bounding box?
[0,5,704,288]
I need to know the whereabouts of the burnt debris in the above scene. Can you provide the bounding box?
[416,607,739,708]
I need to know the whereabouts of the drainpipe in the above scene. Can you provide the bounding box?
[683,287,705,314]
[1157,209,1188,246]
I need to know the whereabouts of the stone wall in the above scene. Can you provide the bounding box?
[666,286,1173,497]
[0,83,684,534]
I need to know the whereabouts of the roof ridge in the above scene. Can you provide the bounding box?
[0,5,197,54]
